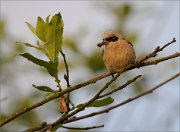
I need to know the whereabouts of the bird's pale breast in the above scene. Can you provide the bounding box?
[103,42,135,72]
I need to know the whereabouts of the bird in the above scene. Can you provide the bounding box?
[97,31,136,73]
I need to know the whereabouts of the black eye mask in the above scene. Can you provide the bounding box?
[105,36,118,42]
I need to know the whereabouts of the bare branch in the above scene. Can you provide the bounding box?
[54,75,63,92]
[139,37,176,63]
[99,75,142,98]
[61,50,73,111]
[141,52,180,66]
[65,72,180,124]
[0,93,60,127]
[61,124,104,130]
[61,50,70,87]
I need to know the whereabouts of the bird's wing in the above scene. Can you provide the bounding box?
[121,36,133,47]
[126,40,133,47]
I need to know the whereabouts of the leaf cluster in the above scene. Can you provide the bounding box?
[20,12,114,109]
[26,13,64,62]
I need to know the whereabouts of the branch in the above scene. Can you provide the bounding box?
[0,71,112,127]
[61,50,70,87]
[0,92,60,127]
[50,72,122,127]
[65,72,180,124]
[54,75,63,92]
[49,74,141,127]
[140,52,180,66]
[139,37,176,63]
[61,50,74,110]
[1,52,179,127]
[23,74,141,131]
[61,124,104,130]
[99,75,142,98]
[6,38,178,131]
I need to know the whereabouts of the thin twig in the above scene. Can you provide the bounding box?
[139,37,176,63]
[140,52,180,67]
[99,75,142,98]
[55,74,63,92]
[1,52,179,127]
[65,72,180,124]
[61,124,104,130]
[61,50,70,87]
[61,50,74,110]
[0,92,60,127]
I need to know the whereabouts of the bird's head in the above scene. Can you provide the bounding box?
[97,31,123,47]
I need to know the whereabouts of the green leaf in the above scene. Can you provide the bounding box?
[20,53,58,77]
[45,24,55,61]
[88,97,114,107]
[16,42,42,50]
[26,22,36,34]
[25,13,64,62]
[46,15,50,24]
[36,16,46,42]
[17,41,49,58]
[20,52,48,66]
[45,12,64,61]
[77,97,114,108]
[32,84,55,92]
[47,60,58,77]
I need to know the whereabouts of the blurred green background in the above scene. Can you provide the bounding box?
[0,1,179,131]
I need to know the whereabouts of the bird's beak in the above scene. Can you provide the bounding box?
[97,40,108,47]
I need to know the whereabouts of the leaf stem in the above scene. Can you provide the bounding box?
[55,74,63,92]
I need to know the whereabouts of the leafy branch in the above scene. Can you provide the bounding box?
[0,50,179,127]
[0,52,179,128]
[0,12,179,132]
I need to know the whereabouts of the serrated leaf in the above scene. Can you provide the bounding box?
[36,16,46,42]
[32,84,55,92]
[26,22,36,34]
[77,97,114,108]
[20,53,58,77]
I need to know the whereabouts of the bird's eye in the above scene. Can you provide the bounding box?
[105,36,118,42]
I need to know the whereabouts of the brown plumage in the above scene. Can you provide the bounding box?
[97,31,136,72]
